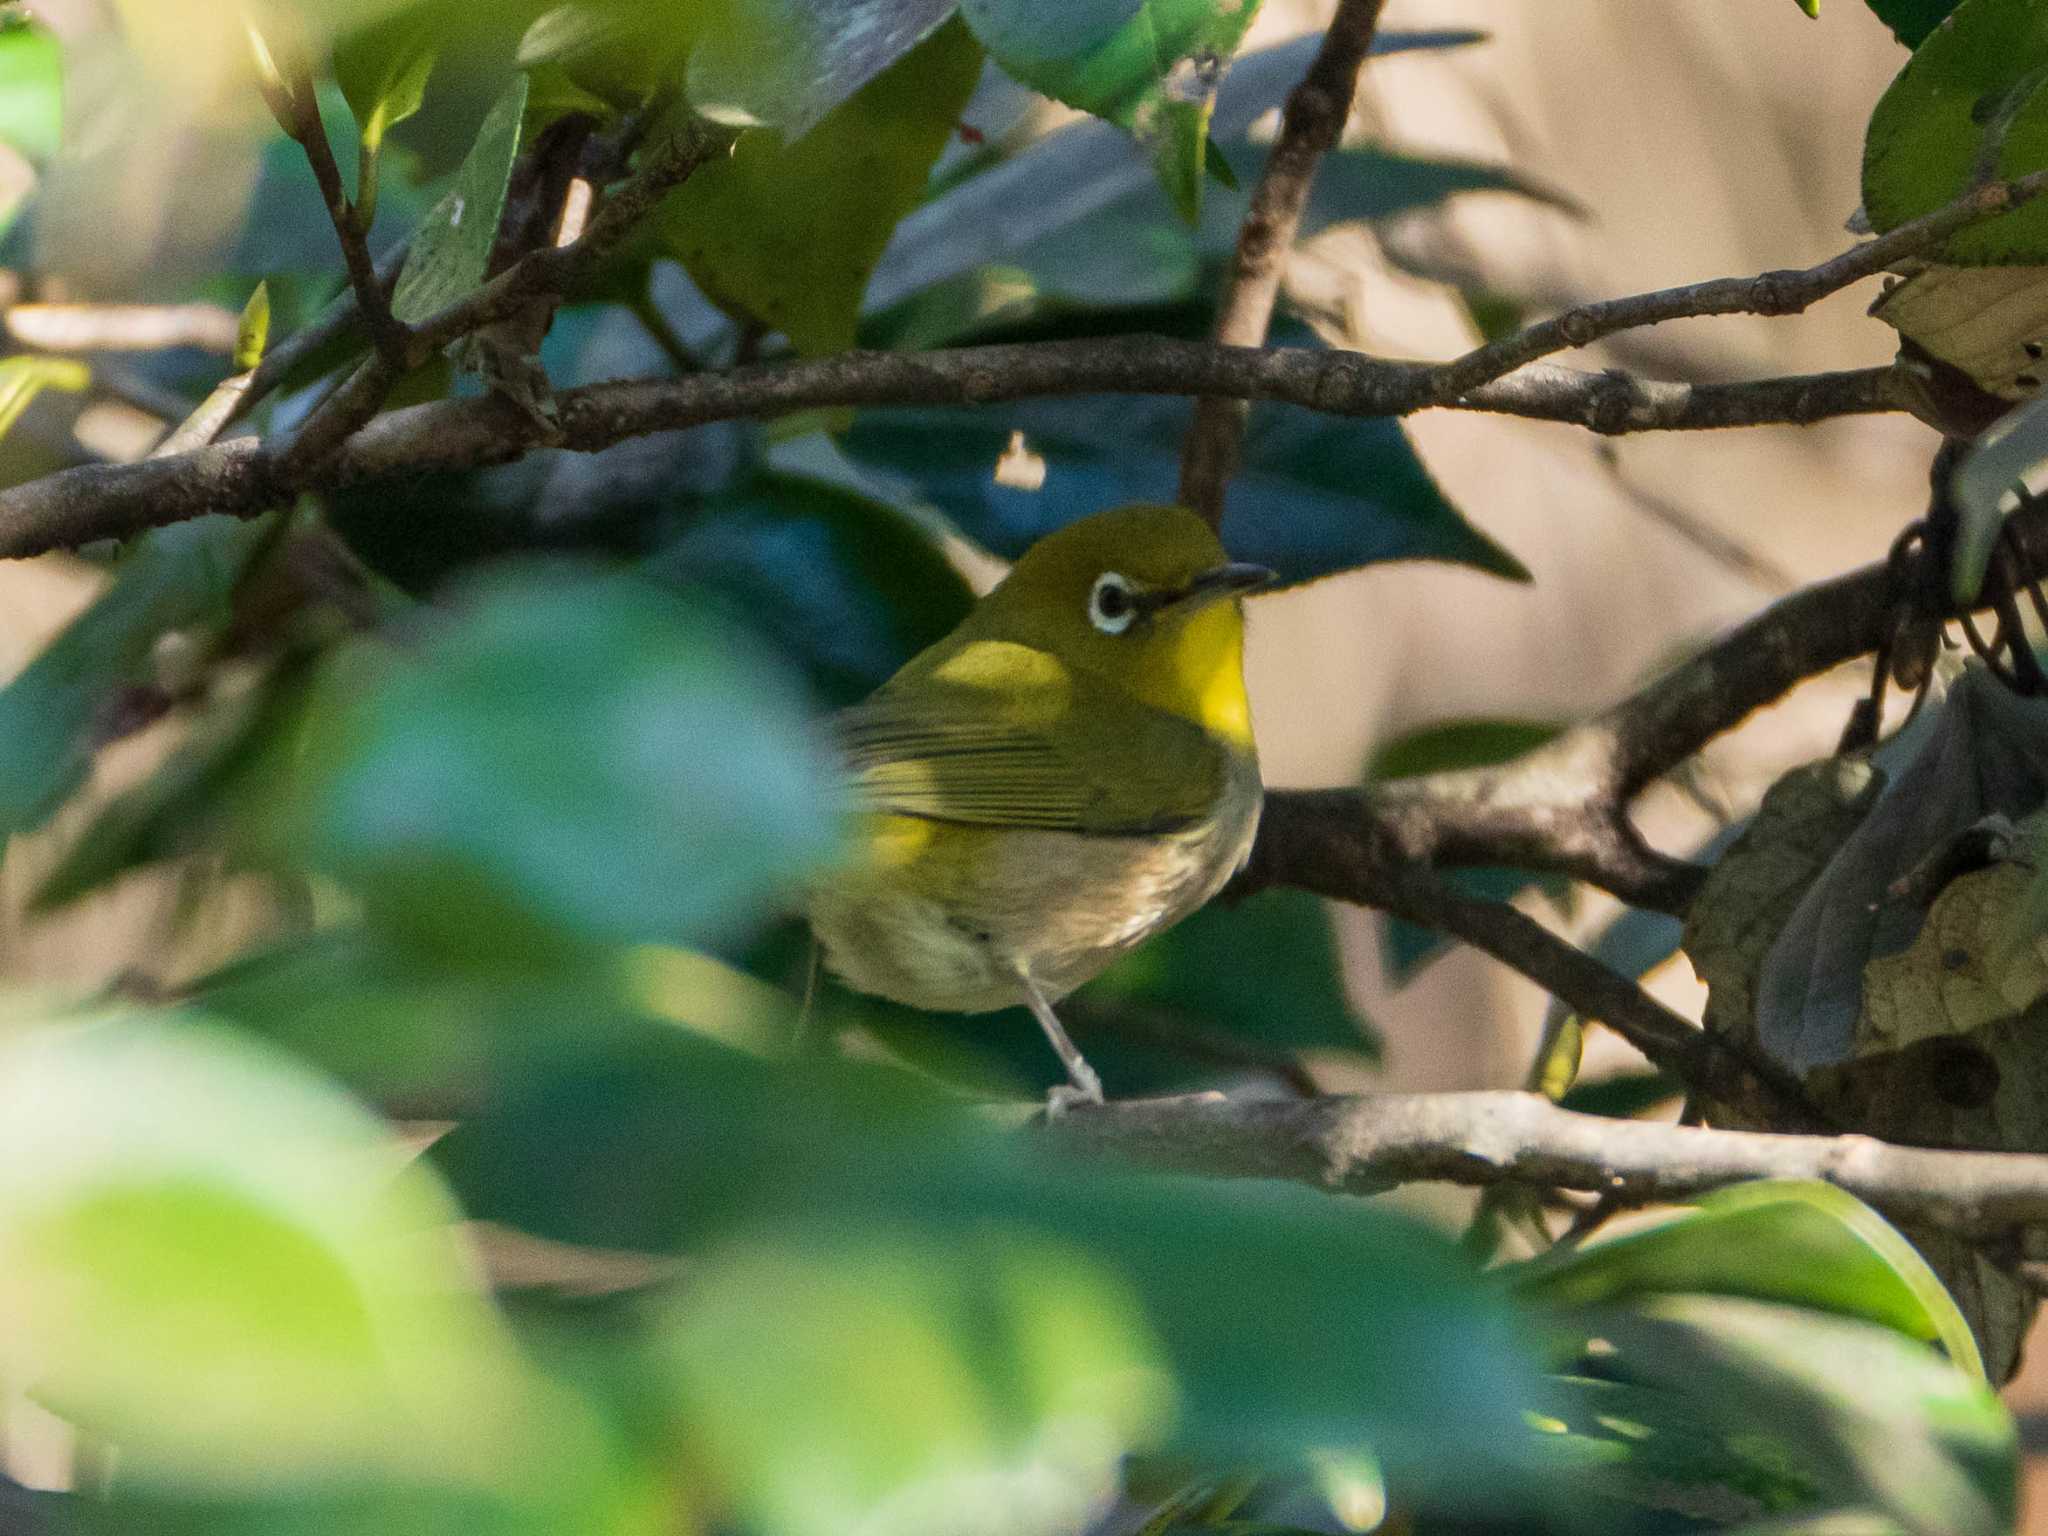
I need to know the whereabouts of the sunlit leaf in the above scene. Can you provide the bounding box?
[1862,0,2048,265]
[1514,1180,1985,1380]
[0,352,86,440]
[0,20,62,162]
[0,1008,570,1492]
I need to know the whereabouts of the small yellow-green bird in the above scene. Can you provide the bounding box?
[808,502,1271,1105]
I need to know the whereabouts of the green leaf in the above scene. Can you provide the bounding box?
[288,563,844,959]
[1867,0,1963,46]
[235,281,272,370]
[392,72,527,323]
[0,21,63,162]
[1368,717,1561,781]
[663,1225,1170,1536]
[0,351,86,440]
[1862,0,2048,265]
[644,469,974,707]
[688,0,961,138]
[0,1007,572,1493]
[842,392,1525,587]
[0,515,267,845]
[1952,388,2048,602]
[333,9,439,157]
[660,17,982,355]
[960,0,1265,221]
[1513,1180,1985,1380]
[439,1040,1552,1516]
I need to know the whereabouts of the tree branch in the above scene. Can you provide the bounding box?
[1181,0,1388,525]
[1041,1089,2048,1240]
[0,340,1915,559]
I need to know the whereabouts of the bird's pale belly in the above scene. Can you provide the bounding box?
[809,770,1261,1014]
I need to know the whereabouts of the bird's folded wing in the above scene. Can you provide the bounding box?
[834,665,1218,835]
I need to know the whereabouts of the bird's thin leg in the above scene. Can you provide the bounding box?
[792,936,826,1057]
[1016,971,1105,1110]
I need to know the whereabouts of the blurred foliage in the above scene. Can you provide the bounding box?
[0,1,2028,1533]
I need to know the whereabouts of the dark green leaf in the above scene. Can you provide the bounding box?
[1867,0,1963,47]
[1861,0,2048,265]
[662,19,981,355]
[1556,1071,1681,1120]
[1368,717,1562,780]
[644,470,973,706]
[0,516,267,845]
[843,392,1525,587]
[0,21,62,162]
[289,564,844,959]
[392,73,527,323]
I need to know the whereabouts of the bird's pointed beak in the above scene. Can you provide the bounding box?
[1180,561,1277,605]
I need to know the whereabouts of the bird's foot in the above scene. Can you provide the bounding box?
[1044,1068,1105,1118]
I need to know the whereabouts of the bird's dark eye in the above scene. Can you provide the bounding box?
[1089,572,1137,635]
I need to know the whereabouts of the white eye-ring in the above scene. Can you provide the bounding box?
[1088,571,1138,635]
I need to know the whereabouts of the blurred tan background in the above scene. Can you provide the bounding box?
[5,0,2036,1510]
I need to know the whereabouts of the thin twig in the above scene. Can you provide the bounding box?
[1039,1089,2048,1240]
[1426,169,2048,402]
[1180,0,1388,525]
[278,57,409,369]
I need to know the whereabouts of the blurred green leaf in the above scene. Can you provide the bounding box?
[1862,0,2048,265]
[664,1224,1170,1536]
[0,515,268,846]
[0,20,62,163]
[1580,1297,2013,1536]
[442,1039,1551,1518]
[289,563,844,959]
[645,470,974,706]
[960,0,1263,220]
[0,1007,572,1493]
[1513,1180,1985,1380]
[661,18,981,355]
[0,351,86,441]
[843,391,1524,587]
[392,72,527,323]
